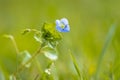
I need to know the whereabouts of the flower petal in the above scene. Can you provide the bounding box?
[64,25,70,32]
[55,20,61,26]
[61,18,69,25]
[56,25,63,32]
[56,18,70,32]
[56,25,70,32]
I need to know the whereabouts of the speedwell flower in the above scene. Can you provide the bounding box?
[55,18,70,32]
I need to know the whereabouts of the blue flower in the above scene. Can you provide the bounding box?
[55,18,70,32]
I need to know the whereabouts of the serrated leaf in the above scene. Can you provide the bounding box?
[42,46,58,61]
[19,50,32,68]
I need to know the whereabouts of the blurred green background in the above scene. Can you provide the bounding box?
[0,0,120,80]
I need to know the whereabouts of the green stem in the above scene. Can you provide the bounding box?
[10,36,19,54]
[13,46,42,77]
[6,35,19,78]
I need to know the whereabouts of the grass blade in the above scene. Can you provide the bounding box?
[95,24,117,79]
[69,51,81,79]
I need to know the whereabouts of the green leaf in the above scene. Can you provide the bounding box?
[3,34,14,39]
[21,29,31,35]
[41,62,58,80]
[49,41,59,48]
[22,28,41,35]
[42,46,58,61]
[34,33,42,43]
[50,63,59,80]
[19,50,32,68]
[40,62,53,80]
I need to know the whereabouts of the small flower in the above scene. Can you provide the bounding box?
[55,18,70,32]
